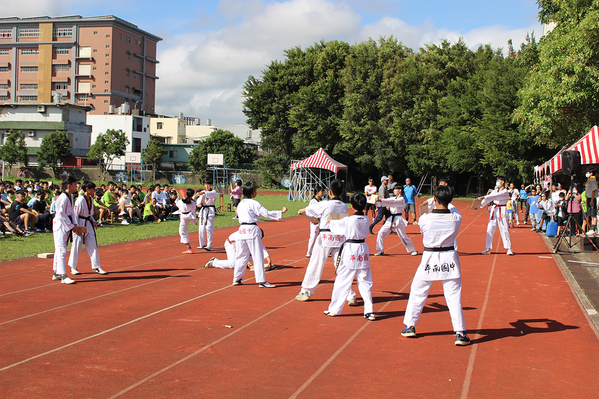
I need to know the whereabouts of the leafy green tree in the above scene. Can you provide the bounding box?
[514,0,599,148]
[188,130,255,177]
[87,129,129,181]
[37,130,71,176]
[0,129,28,173]
[142,138,166,166]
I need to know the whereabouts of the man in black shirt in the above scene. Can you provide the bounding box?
[9,190,38,233]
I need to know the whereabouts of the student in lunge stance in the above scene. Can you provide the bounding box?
[295,180,357,305]
[231,182,287,288]
[68,181,108,276]
[204,230,274,270]
[306,186,325,258]
[477,176,513,255]
[196,179,217,251]
[324,193,375,320]
[52,177,87,284]
[401,185,470,346]
[373,185,418,257]
[177,188,197,254]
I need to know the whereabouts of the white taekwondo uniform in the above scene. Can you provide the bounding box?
[213,232,269,269]
[176,199,197,244]
[52,192,76,275]
[297,197,356,302]
[375,196,416,253]
[481,188,511,250]
[306,196,323,256]
[426,197,459,250]
[326,212,373,316]
[68,194,101,271]
[232,198,282,284]
[404,207,466,333]
[197,189,218,248]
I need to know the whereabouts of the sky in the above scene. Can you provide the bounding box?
[1,0,543,126]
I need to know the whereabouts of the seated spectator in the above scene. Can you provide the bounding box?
[118,190,141,224]
[94,188,110,224]
[103,181,124,218]
[151,185,168,217]
[143,198,165,222]
[28,190,52,232]
[166,190,178,217]
[9,190,39,233]
[0,211,29,236]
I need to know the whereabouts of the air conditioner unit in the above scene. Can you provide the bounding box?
[37,105,46,113]
[27,131,35,137]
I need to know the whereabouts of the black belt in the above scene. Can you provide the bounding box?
[424,246,455,252]
[241,222,257,225]
[182,211,190,215]
[320,228,331,232]
[199,205,216,225]
[345,239,365,243]
[336,239,366,271]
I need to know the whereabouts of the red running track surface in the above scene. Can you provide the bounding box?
[1,199,598,398]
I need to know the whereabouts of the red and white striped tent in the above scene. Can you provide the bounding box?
[537,125,599,179]
[291,148,348,173]
[288,148,348,201]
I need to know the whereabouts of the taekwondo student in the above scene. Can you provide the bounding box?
[423,177,459,251]
[177,188,198,254]
[401,184,471,346]
[204,230,273,270]
[306,186,325,258]
[324,193,376,320]
[373,185,418,256]
[52,177,87,284]
[477,176,513,255]
[68,181,108,276]
[231,182,287,288]
[196,179,218,251]
[295,180,357,305]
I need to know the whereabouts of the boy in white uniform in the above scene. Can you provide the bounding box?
[177,188,197,254]
[232,182,287,288]
[478,176,513,255]
[68,181,108,275]
[295,180,357,305]
[306,186,325,258]
[401,185,470,346]
[52,177,87,284]
[324,193,375,320]
[197,179,218,251]
[205,231,272,270]
[374,186,418,256]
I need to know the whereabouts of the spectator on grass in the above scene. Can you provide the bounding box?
[152,185,167,215]
[104,182,121,217]
[28,190,52,232]
[94,188,110,224]
[143,197,164,222]
[118,189,141,224]
[166,190,178,216]
[9,190,39,234]
[231,179,243,219]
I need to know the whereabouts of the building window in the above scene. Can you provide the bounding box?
[20,83,38,90]
[104,80,109,84]
[53,82,68,90]
[169,150,178,159]
[20,66,38,72]
[133,138,142,152]
[93,49,97,53]
[106,45,110,48]
[54,47,69,55]
[18,29,39,38]
[106,34,110,38]
[105,62,109,66]
[104,89,108,93]
[134,56,142,63]
[104,99,108,103]
[76,95,88,102]
[119,33,122,39]
[105,54,109,57]
[105,71,109,75]
[94,31,98,35]
[53,28,72,37]
[126,88,129,94]
[21,49,39,55]
[19,95,38,102]
[0,66,9,72]
[0,83,8,89]
[52,64,69,72]
[0,95,9,101]
[92,84,96,88]
[0,49,9,55]
[157,122,163,129]
[93,67,97,70]
[0,29,12,38]
[126,72,129,77]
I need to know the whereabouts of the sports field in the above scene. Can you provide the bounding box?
[1,199,598,398]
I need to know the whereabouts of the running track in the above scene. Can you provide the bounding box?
[1,199,598,398]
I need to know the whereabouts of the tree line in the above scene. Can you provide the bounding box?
[242,0,598,187]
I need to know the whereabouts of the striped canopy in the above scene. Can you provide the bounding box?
[291,148,348,174]
[548,125,599,174]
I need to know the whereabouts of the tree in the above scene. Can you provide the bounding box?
[0,129,28,173]
[188,130,255,177]
[37,130,71,176]
[87,129,129,181]
[141,138,166,182]
[514,0,599,149]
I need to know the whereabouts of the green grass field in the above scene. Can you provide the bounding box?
[0,194,333,262]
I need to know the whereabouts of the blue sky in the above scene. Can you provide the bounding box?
[2,0,543,125]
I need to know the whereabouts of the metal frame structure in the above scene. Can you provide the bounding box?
[288,161,341,201]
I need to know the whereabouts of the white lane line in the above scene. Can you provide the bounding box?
[460,236,499,399]
[289,279,413,399]
[107,298,297,399]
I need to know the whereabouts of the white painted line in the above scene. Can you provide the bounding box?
[539,256,553,259]
[587,309,598,316]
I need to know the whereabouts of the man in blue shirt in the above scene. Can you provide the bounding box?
[527,188,539,231]
[403,177,418,225]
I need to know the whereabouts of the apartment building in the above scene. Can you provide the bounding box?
[0,15,161,115]
[150,115,186,144]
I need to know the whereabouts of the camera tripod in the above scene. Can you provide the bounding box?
[553,175,599,253]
